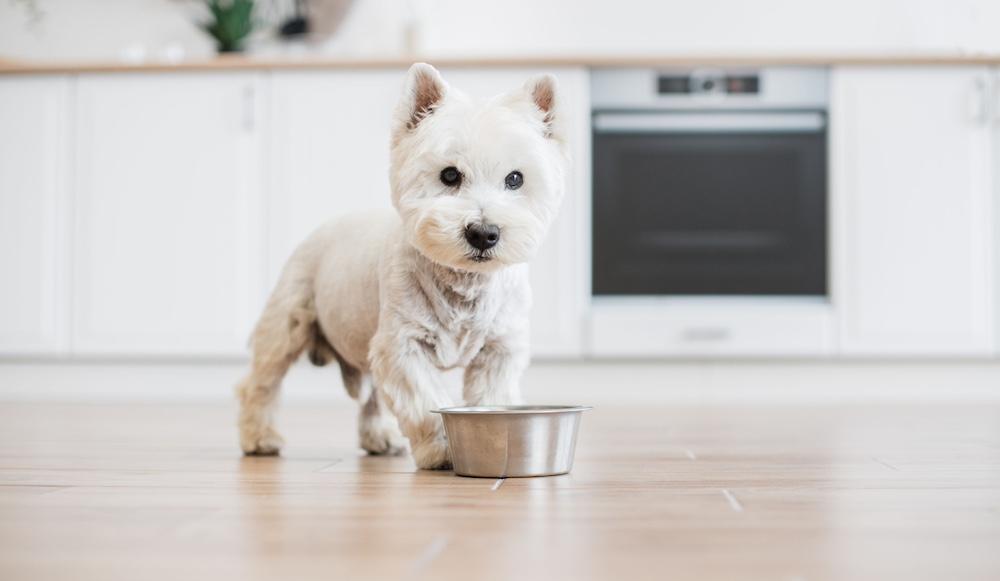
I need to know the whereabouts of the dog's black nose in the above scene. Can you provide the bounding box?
[464,223,500,251]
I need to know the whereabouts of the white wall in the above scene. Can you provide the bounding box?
[0,0,214,61]
[418,0,1000,56]
[2,0,999,62]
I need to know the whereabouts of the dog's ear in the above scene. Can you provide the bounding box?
[393,63,448,138]
[522,74,564,143]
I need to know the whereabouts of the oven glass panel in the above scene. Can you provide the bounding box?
[592,124,827,296]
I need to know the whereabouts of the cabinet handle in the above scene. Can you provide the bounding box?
[969,77,989,126]
[242,84,256,132]
[681,327,731,342]
[992,76,1000,125]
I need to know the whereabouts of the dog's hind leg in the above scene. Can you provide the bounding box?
[236,273,315,456]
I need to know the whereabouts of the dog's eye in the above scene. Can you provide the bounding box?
[504,171,524,190]
[440,166,462,187]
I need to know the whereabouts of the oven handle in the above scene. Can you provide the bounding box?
[593,111,826,133]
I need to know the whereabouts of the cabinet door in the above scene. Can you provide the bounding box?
[832,67,994,355]
[0,76,70,354]
[270,68,588,357]
[73,73,265,355]
[268,70,401,284]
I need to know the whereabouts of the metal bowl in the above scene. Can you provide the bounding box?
[432,405,592,478]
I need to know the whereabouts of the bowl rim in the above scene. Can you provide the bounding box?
[431,405,592,415]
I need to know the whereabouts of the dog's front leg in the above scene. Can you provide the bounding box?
[463,334,529,406]
[370,338,454,470]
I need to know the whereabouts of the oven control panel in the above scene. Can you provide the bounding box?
[658,71,760,95]
[591,68,829,114]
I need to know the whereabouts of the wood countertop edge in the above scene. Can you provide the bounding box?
[3,53,1000,75]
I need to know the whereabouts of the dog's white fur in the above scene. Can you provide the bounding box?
[236,64,568,469]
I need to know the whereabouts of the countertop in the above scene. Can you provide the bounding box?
[3,52,1000,75]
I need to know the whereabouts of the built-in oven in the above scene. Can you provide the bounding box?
[588,68,832,356]
[592,67,829,296]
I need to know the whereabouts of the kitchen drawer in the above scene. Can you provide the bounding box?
[587,298,834,357]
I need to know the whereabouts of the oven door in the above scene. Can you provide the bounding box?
[592,110,827,296]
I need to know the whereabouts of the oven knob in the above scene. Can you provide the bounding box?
[702,79,715,91]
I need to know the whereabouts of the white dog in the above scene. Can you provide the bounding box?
[236,63,568,469]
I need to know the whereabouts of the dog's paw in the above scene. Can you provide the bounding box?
[411,437,452,470]
[360,420,409,456]
[240,426,285,456]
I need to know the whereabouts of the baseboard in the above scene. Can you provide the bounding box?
[2,359,1000,403]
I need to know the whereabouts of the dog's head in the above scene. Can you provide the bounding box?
[389,63,568,274]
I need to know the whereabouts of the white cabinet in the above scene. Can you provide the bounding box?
[832,67,994,355]
[267,70,401,284]
[0,76,71,354]
[73,73,266,355]
[6,64,994,361]
[590,299,834,357]
[270,67,589,357]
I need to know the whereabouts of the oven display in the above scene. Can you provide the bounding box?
[658,74,760,95]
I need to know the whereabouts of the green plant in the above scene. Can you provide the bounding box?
[202,0,255,53]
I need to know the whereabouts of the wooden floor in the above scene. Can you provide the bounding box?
[1,401,999,581]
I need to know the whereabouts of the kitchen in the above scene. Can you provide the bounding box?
[2,1,999,580]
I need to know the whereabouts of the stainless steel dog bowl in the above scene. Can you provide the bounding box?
[433,405,591,478]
